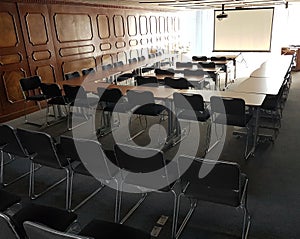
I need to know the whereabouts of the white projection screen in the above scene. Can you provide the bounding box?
[213,8,274,52]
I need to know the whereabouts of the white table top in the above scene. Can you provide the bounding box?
[250,55,293,78]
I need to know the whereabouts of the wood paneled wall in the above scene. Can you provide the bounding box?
[0,1,179,122]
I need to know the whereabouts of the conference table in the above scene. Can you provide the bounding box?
[65,53,176,85]
[60,53,296,159]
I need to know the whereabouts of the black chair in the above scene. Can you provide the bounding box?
[113,61,124,68]
[97,87,127,136]
[101,64,114,82]
[0,189,21,212]
[63,84,99,130]
[40,83,69,125]
[137,56,146,62]
[175,156,250,239]
[198,62,218,88]
[211,56,227,61]
[192,56,207,61]
[24,219,151,239]
[175,62,193,68]
[60,136,119,214]
[17,128,72,210]
[183,69,205,77]
[135,75,159,87]
[154,68,175,76]
[19,76,46,126]
[65,71,80,81]
[210,96,253,158]
[199,61,216,69]
[114,61,137,85]
[0,124,40,187]
[128,58,138,64]
[0,203,77,239]
[259,85,285,140]
[173,92,210,149]
[82,68,95,76]
[114,143,180,238]
[126,90,167,140]
[164,77,191,89]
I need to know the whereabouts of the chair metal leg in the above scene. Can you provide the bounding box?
[68,172,105,212]
[119,192,148,224]
[171,189,181,239]
[29,162,67,200]
[128,115,147,141]
[175,198,197,239]
[0,151,42,187]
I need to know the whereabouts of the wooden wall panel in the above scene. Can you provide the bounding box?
[0,2,30,122]
[0,1,180,122]
[18,3,59,85]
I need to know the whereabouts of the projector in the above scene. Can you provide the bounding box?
[216,12,228,20]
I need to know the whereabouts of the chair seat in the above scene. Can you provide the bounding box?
[73,150,119,177]
[184,173,247,207]
[214,113,252,127]
[11,203,77,238]
[26,94,46,101]
[48,96,68,106]
[79,219,150,239]
[178,109,210,122]
[103,102,129,113]
[0,190,21,211]
[133,103,166,116]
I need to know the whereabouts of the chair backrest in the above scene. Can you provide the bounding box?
[65,71,80,81]
[192,56,207,61]
[113,61,124,68]
[0,212,20,239]
[19,76,42,99]
[62,84,80,103]
[183,69,205,77]
[17,128,65,169]
[135,76,158,87]
[128,58,138,64]
[114,144,171,189]
[164,77,190,89]
[154,68,175,76]
[138,56,145,62]
[81,68,95,76]
[40,83,63,98]
[210,96,246,126]
[210,96,245,116]
[60,136,116,181]
[97,87,123,104]
[175,62,193,68]
[173,92,205,112]
[0,124,28,157]
[178,156,241,193]
[126,90,155,109]
[199,61,216,68]
[102,64,113,71]
[24,221,90,239]
[211,56,226,61]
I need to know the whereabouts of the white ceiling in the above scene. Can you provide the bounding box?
[81,0,300,10]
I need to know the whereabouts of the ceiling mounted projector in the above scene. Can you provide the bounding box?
[217,4,228,20]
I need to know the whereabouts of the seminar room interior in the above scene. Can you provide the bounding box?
[0,0,300,238]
